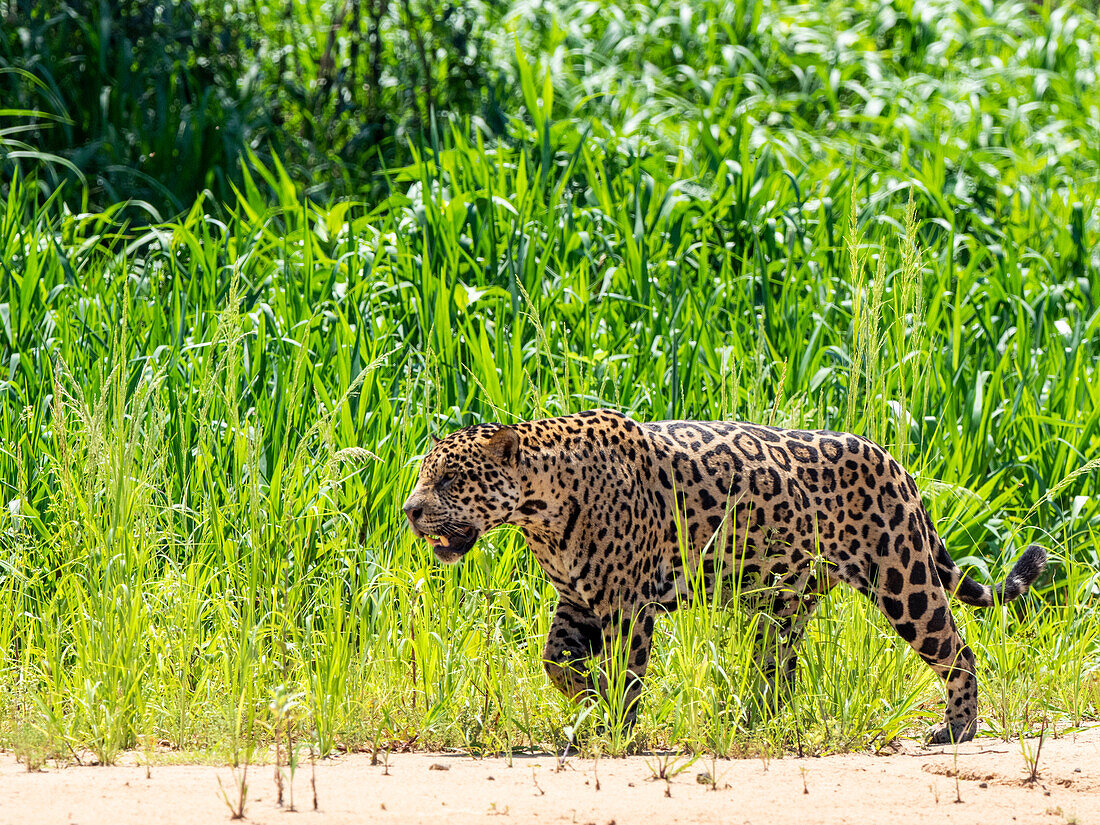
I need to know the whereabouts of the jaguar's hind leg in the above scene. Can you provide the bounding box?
[869,563,979,743]
[750,601,819,714]
[742,563,834,716]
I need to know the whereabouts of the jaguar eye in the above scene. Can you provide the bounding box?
[437,474,455,491]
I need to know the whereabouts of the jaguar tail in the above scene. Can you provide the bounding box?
[933,543,1047,607]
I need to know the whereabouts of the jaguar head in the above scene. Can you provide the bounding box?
[402,424,522,563]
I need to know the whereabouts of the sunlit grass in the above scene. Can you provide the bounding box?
[1,0,1099,764]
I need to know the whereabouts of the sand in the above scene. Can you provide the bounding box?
[2,727,1097,825]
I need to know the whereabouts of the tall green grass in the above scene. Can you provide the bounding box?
[1,0,1099,763]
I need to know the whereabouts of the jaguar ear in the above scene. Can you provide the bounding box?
[485,426,520,466]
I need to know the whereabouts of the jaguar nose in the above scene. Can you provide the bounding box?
[402,498,423,524]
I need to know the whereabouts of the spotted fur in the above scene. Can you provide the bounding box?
[402,409,1047,743]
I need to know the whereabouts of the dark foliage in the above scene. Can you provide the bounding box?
[0,0,261,214]
[0,0,509,214]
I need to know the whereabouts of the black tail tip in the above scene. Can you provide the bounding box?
[1010,544,1048,588]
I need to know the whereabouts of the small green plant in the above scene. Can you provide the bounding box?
[952,744,963,804]
[645,751,697,797]
[140,732,155,779]
[218,761,250,821]
[12,724,52,772]
[1021,719,1048,784]
[269,685,306,810]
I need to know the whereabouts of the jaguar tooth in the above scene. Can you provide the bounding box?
[438,535,450,547]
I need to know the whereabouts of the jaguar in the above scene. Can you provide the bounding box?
[402,409,1047,743]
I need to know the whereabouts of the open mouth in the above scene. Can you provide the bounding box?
[413,524,479,562]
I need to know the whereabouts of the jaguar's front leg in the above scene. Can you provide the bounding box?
[542,597,604,698]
